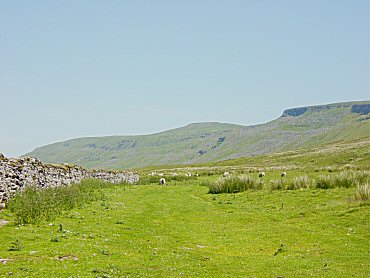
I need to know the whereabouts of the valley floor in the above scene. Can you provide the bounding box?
[0,180,368,277]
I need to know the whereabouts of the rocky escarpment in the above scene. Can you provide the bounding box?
[281,102,357,117]
[281,107,308,117]
[0,154,139,203]
[351,104,370,115]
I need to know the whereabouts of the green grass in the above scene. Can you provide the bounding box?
[206,175,263,193]
[7,179,106,225]
[138,174,197,185]
[134,137,370,181]
[198,170,369,194]
[0,176,369,277]
[355,183,370,201]
[1,137,370,276]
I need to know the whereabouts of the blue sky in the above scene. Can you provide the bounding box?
[0,0,369,157]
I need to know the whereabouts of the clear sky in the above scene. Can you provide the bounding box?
[0,0,369,158]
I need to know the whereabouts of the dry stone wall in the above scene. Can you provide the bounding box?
[0,153,139,202]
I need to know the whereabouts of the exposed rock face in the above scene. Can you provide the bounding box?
[351,104,370,115]
[0,154,139,202]
[281,107,308,117]
[282,103,355,117]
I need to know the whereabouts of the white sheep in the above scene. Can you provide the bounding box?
[223,171,230,177]
[159,178,166,185]
[259,172,265,177]
[281,172,287,177]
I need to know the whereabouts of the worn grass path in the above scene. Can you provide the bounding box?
[0,182,369,277]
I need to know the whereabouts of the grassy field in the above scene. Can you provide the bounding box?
[0,175,369,277]
[1,139,369,277]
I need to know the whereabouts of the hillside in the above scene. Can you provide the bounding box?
[24,101,370,169]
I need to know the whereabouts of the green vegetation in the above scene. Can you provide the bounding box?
[355,183,369,201]
[137,174,197,185]
[8,179,106,225]
[206,175,263,193]
[24,101,370,169]
[204,171,369,194]
[1,132,369,276]
[0,177,368,277]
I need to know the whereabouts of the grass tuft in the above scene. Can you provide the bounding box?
[269,179,286,190]
[7,179,108,224]
[287,175,312,190]
[316,171,369,189]
[354,183,369,201]
[8,239,23,251]
[207,175,263,194]
[207,171,369,194]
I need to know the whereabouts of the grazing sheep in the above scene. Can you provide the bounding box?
[281,172,287,177]
[259,172,265,177]
[187,172,192,177]
[159,178,166,185]
[0,202,5,210]
[223,171,230,177]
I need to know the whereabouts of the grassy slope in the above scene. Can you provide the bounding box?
[136,136,370,174]
[24,101,370,169]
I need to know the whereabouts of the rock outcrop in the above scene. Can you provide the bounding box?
[281,107,308,117]
[281,102,356,117]
[351,104,370,115]
[0,154,139,202]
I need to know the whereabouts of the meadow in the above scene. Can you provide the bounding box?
[0,140,369,277]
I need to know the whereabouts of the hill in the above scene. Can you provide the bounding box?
[24,100,370,169]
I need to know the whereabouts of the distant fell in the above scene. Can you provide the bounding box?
[24,100,370,169]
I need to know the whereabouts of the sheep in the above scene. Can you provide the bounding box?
[187,172,192,177]
[259,172,265,177]
[223,171,230,177]
[0,202,5,210]
[281,172,287,177]
[159,178,166,185]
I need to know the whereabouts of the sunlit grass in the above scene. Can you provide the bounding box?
[0,180,368,277]
[7,179,107,224]
[204,171,369,194]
